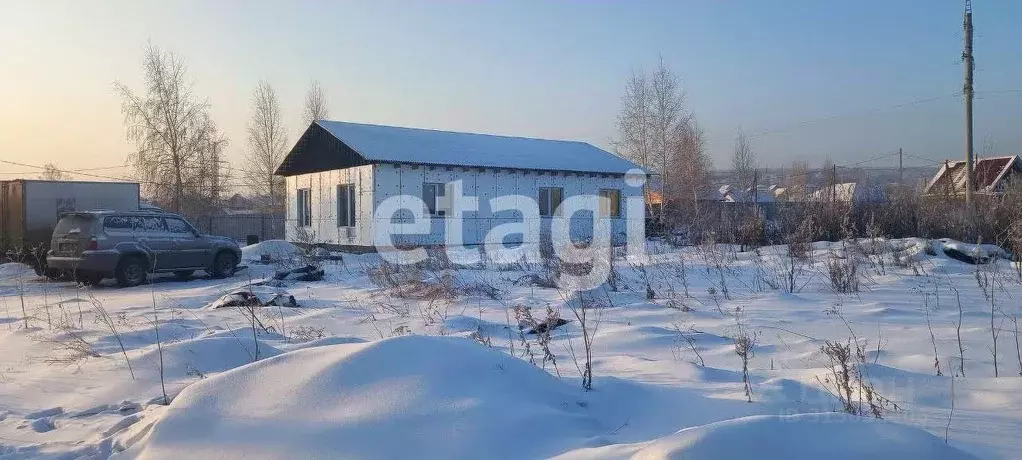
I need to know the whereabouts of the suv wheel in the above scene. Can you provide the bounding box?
[210,251,237,279]
[115,256,148,287]
[44,268,62,281]
[80,273,103,286]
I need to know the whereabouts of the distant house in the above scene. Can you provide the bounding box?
[224,193,260,216]
[808,182,886,203]
[719,185,775,203]
[772,184,807,202]
[922,156,1022,196]
[274,121,644,247]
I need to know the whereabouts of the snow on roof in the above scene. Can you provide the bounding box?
[808,182,886,202]
[314,120,640,174]
[923,155,1020,195]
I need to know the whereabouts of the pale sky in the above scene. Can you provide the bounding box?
[2,0,1021,181]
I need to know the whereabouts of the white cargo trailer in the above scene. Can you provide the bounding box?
[1,180,140,271]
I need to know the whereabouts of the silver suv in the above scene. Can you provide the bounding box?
[46,211,242,287]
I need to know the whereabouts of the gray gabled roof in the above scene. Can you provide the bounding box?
[305,120,640,175]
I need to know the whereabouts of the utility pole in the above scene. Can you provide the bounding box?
[898,147,904,186]
[831,164,838,204]
[752,169,759,216]
[963,0,975,207]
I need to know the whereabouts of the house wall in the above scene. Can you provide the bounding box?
[371,163,641,247]
[285,163,644,249]
[284,165,375,246]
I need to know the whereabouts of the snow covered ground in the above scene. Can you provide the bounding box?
[0,238,1019,459]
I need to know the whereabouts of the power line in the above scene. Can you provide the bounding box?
[901,152,946,165]
[747,93,960,138]
[0,159,270,189]
[833,150,901,169]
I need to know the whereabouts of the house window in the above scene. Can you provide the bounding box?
[296,188,312,226]
[337,184,355,227]
[538,187,563,217]
[423,182,446,216]
[599,189,621,217]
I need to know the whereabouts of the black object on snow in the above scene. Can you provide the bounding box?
[527,318,570,335]
[943,247,992,265]
[273,265,325,281]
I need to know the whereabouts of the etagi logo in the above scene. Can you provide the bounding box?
[372,168,648,291]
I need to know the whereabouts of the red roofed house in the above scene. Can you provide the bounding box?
[922,156,1022,196]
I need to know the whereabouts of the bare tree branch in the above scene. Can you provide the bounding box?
[244,81,288,213]
[302,80,329,126]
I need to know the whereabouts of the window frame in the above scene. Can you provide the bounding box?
[337,184,356,228]
[164,216,196,235]
[296,188,312,227]
[599,189,621,218]
[538,186,563,217]
[422,182,447,216]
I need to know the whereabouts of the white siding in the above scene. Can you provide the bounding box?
[370,165,642,247]
[284,165,374,246]
[287,164,643,248]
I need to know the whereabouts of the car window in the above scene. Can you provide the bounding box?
[133,216,166,233]
[103,216,133,233]
[165,217,193,234]
[53,215,95,236]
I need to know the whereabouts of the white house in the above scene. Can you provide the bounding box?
[807,182,887,203]
[274,121,644,249]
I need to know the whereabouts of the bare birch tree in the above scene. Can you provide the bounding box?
[666,118,711,230]
[302,80,329,126]
[616,70,653,170]
[245,81,288,213]
[649,56,690,206]
[732,129,756,190]
[616,57,692,222]
[115,43,227,214]
[788,160,810,200]
[194,116,230,208]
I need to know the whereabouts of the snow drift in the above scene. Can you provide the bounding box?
[629,413,977,460]
[240,239,301,263]
[122,336,981,460]
[121,336,596,460]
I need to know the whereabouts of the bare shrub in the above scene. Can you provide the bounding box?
[630,260,657,300]
[562,288,608,391]
[672,322,705,367]
[147,272,169,405]
[282,225,321,270]
[289,325,326,343]
[976,260,1003,377]
[1007,314,1022,376]
[729,307,757,402]
[699,238,731,300]
[827,250,859,293]
[41,328,101,368]
[919,289,942,376]
[819,307,899,418]
[513,304,561,376]
[89,293,135,379]
[818,339,897,418]
[952,287,966,377]
[766,217,815,293]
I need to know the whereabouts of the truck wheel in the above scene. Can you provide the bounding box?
[80,273,103,286]
[44,268,62,281]
[210,252,237,279]
[115,256,148,287]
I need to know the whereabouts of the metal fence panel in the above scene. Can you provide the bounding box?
[188,214,286,244]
